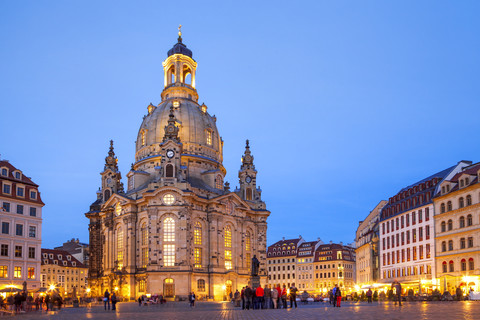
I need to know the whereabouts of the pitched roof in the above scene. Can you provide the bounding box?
[41,249,85,268]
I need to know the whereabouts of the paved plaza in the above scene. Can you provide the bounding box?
[6,301,480,320]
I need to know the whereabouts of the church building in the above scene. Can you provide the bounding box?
[85,30,270,301]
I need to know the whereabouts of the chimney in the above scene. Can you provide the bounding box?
[282,237,285,241]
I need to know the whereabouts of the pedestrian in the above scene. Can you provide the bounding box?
[329,289,334,305]
[14,292,21,313]
[229,291,233,303]
[241,287,245,310]
[256,286,264,309]
[289,284,298,308]
[281,285,288,309]
[234,289,241,307]
[263,285,271,309]
[395,282,402,306]
[271,285,278,309]
[332,285,338,307]
[252,287,257,309]
[138,296,142,307]
[366,289,373,303]
[189,292,196,307]
[335,286,342,307]
[111,292,117,310]
[104,289,110,310]
[35,296,40,311]
[244,286,253,310]
[276,285,282,309]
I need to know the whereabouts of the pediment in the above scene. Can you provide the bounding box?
[102,193,133,209]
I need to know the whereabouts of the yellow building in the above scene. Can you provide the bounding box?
[85,30,270,301]
[434,162,480,294]
[40,249,88,297]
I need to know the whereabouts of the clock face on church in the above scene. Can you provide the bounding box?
[245,176,252,183]
[166,150,175,158]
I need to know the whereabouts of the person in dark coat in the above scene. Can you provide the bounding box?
[111,292,117,310]
[244,286,253,310]
[366,288,373,303]
[289,284,298,308]
[335,286,342,307]
[104,290,110,310]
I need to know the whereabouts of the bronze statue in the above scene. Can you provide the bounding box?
[251,255,260,276]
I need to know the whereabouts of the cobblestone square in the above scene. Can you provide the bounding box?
[9,301,480,320]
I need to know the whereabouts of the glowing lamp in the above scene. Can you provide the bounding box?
[114,287,119,291]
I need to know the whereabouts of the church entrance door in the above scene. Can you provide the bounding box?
[164,278,175,298]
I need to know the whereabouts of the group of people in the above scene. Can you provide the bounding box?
[236,284,299,310]
[328,284,343,307]
[137,294,166,306]
[0,292,63,313]
[103,290,118,310]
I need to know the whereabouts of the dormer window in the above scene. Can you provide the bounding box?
[465,177,470,185]
[43,259,48,264]
[72,262,76,267]
[460,180,464,187]
[43,253,47,258]
[67,255,71,261]
[446,185,450,192]
[63,261,67,266]
[58,254,62,260]
[49,254,53,259]
[30,191,37,200]
[1,168,7,176]
[15,172,21,179]
[54,260,58,265]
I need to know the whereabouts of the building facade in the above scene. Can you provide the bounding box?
[379,161,469,293]
[40,249,88,297]
[266,237,304,289]
[86,33,270,301]
[355,200,386,288]
[54,238,89,268]
[434,162,480,294]
[0,160,44,292]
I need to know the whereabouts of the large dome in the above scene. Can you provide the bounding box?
[135,98,222,164]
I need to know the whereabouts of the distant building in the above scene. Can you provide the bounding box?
[267,237,304,289]
[54,238,89,268]
[379,161,469,293]
[0,160,44,291]
[40,249,88,297]
[355,201,387,289]
[267,237,355,294]
[434,162,480,294]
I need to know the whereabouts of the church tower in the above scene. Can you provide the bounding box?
[237,140,265,209]
[100,140,124,201]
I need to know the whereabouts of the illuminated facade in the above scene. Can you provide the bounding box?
[0,160,44,292]
[267,237,303,289]
[434,161,480,294]
[86,31,270,301]
[379,161,469,292]
[355,200,386,288]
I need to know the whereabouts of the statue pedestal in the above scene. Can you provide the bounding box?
[250,275,260,289]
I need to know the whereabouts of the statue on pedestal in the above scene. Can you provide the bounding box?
[251,255,260,276]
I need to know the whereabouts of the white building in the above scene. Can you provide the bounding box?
[0,160,44,292]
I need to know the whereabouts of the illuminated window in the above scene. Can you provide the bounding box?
[164,218,175,242]
[27,267,35,279]
[163,244,175,267]
[197,279,205,292]
[115,203,122,216]
[141,222,148,246]
[246,253,251,272]
[141,248,148,268]
[194,248,202,268]
[206,130,212,145]
[225,225,232,270]
[116,227,124,269]
[0,266,7,278]
[139,280,146,292]
[215,175,223,189]
[163,194,175,205]
[141,130,146,146]
[14,266,21,278]
[246,232,251,252]
[194,222,202,245]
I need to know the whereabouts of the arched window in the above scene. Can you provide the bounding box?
[460,238,466,249]
[197,279,205,292]
[441,221,446,232]
[141,130,146,146]
[447,201,452,211]
[115,202,122,216]
[215,175,223,189]
[442,241,446,252]
[448,240,453,251]
[246,188,252,201]
[104,189,111,201]
[459,197,465,208]
[449,260,454,272]
[469,258,474,270]
[466,195,472,206]
[224,226,232,270]
[245,231,251,272]
[460,216,465,228]
[448,219,453,231]
[141,222,148,268]
[206,130,212,146]
[116,227,124,269]
[441,203,446,213]
[194,222,202,245]
[163,217,175,267]
[467,214,473,226]
[166,164,174,177]
[461,259,467,271]
[442,261,447,273]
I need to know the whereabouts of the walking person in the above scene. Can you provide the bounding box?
[189,292,195,307]
[366,289,373,303]
[395,282,402,306]
[329,289,334,305]
[289,284,298,308]
[234,289,241,307]
[281,285,288,309]
[332,285,338,307]
[241,287,245,310]
[335,286,342,307]
[271,286,278,309]
[104,289,110,310]
[263,285,271,309]
[111,292,117,311]
[276,285,282,309]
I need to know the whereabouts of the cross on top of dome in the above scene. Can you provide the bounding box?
[167,25,193,58]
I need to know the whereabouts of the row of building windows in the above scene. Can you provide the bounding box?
[383,193,432,218]
[382,245,431,266]
[268,258,295,264]
[382,226,430,250]
[440,215,473,232]
[0,266,35,279]
[382,208,430,234]
[0,168,22,180]
[441,237,474,251]
[270,273,295,280]
[1,202,37,216]
[383,264,432,279]
[1,222,37,238]
[442,259,475,272]
[440,195,476,213]
[1,184,37,199]
[0,244,36,258]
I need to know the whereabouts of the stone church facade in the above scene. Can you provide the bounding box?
[85,32,270,301]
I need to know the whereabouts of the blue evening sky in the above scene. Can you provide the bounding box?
[1,1,479,248]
